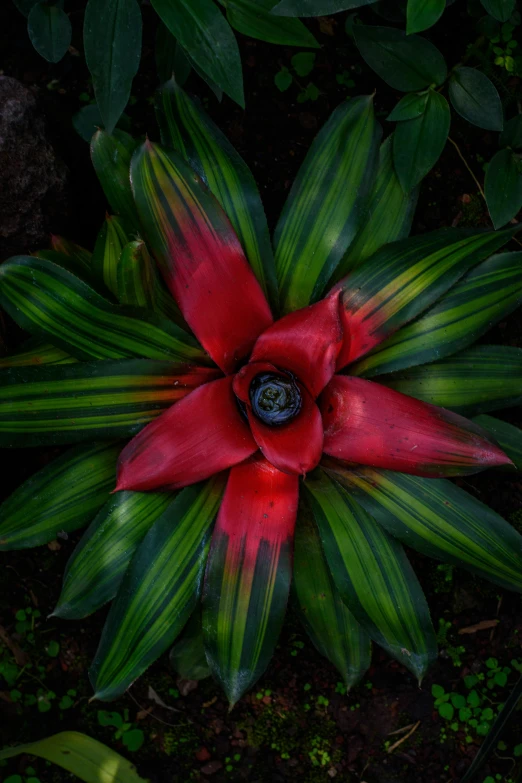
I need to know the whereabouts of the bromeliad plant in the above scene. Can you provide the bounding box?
[1,79,522,706]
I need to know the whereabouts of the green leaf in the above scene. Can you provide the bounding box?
[155,79,278,307]
[92,215,129,297]
[227,0,319,47]
[0,257,204,364]
[293,499,372,688]
[449,67,503,131]
[28,2,72,63]
[275,67,293,91]
[54,490,177,619]
[393,89,450,191]
[500,115,522,150]
[90,130,140,231]
[380,345,522,416]
[480,0,515,22]
[325,464,522,594]
[304,469,437,681]
[13,0,40,16]
[332,136,418,279]
[84,0,142,134]
[0,359,219,446]
[291,51,316,76]
[0,338,74,368]
[0,442,119,550]
[117,240,156,309]
[156,22,192,85]
[90,478,224,701]
[406,0,445,33]
[353,25,447,91]
[485,149,522,229]
[473,415,522,470]
[351,251,522,377]
[169,611,211,680]
[274,96,381,312]
[387,91,429,121]
[271,0,376,15]
[461,674,522,782]
[0,731,147,783]
[337,226,517,366]
[51,236,92,272]
[72,104,131,143]
[151,0,244,108]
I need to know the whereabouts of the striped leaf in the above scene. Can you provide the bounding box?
[203,458,298,705]
[117,240,187,329]
[335,226,518,367]
[0,338,74,367]
[293,499,372,688]
[90,477,225,701]
[352,251,522,377]
[274,96,381,313]
[0,359,220,446]
[0,442,119,550]
[156,79,278,308]
[0,732,147,783]
[325,463,522,593]
[91,129,140,230]
[51,235,92,273]
[0,256,204,364]
[380,345,522,416]
[92,215,130,296]
[117,240,156,309]
[33,248,97,285]
[473,415,522,470]
[331,136,418,281]
[304,469,437,681]
[54,490,176,619]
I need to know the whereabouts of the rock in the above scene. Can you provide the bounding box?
[0,76,69,261]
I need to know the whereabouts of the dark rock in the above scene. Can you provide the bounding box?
[0,75,69,261]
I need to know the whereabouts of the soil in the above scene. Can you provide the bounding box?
[1,2,522,783]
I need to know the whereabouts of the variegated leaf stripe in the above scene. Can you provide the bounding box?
[55,489,177,619]
[304,469,436,682]
[117,240,156,309]
[0,257,204,364]
[293,499,371,689]
[473,415,522,470]
[0,339,75,367]
[51,235,92,272]
[156,79,278,308]
[352,251,522,377]
[332,135,418,281]
[90,129,140,231]
[325,464,522,593]
[0,442,119,550]
[92,215,130,296]
[90,477,225,701]
[380,345,522,416]
[117,240,187,329]
[337,226,518,366]
[274,96,381,313]
[0,359,220,446]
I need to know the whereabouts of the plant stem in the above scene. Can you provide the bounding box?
[448,137,485,199]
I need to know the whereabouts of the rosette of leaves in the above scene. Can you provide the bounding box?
[1,81,522,707]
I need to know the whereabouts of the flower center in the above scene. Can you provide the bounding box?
[249,372,302,426]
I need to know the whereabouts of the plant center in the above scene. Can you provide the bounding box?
[249,372,302,427]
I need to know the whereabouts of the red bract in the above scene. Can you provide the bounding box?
[116,154,510,500]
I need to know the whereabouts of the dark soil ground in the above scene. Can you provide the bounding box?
[1,2,522,782]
